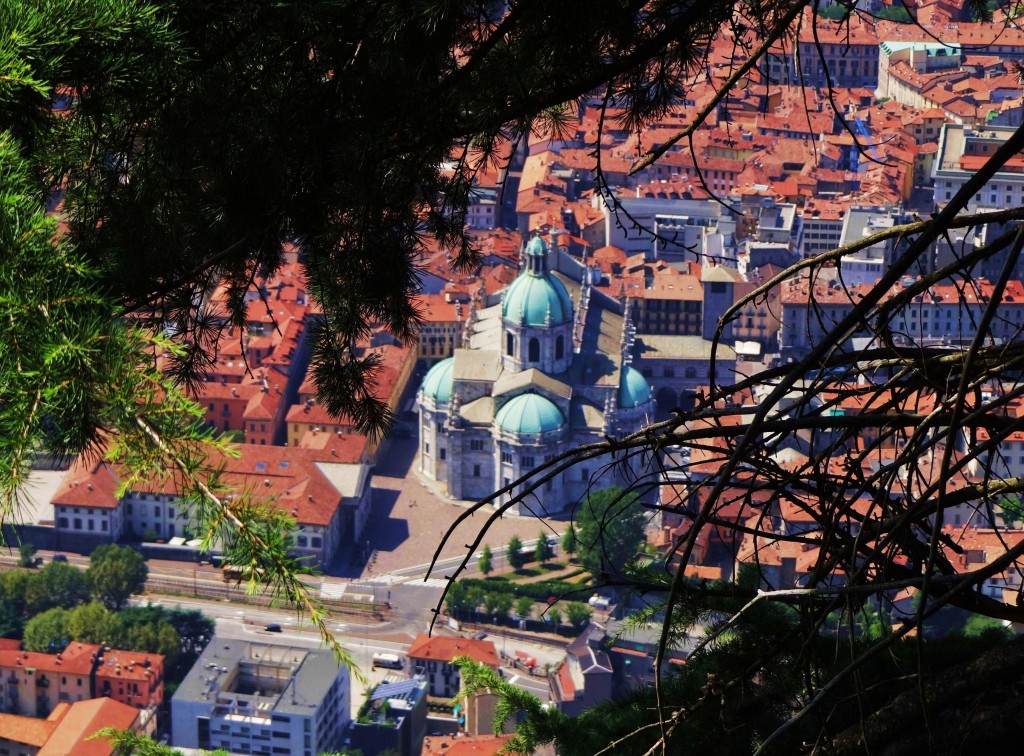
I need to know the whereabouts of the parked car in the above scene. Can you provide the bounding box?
[372,653,403,670]
[51,554,68,563]
[264,623,282,633]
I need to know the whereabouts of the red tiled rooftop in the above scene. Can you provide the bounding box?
[407,634,500,668]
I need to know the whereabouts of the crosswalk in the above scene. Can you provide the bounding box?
[350,574,449,588]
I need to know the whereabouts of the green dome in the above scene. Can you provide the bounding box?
[501,272,573,327]
[495,393,565,435]
[619,366,652,409]
[525,236,547,258]
[420,357,454,405]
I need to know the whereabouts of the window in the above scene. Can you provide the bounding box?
[88,520,94,531]
[522,456,535,467]
[685,367,697,379]
[168,508,175,519]
[506,332,515,356]
[425,441,430,453]
[126,503,133,515]
[470,439,484,451]
[297,535,308,547]
[473,465,481,477]
[439,448,446,460]
[73,518,82,530]
[528,337,540,362]
[58,517,68,528]
[581,468,590,481]
[154,507,161,517]
[555,335,565,360]
[501,451,513,464]
[311,537,322,548]
[102,520,108,531]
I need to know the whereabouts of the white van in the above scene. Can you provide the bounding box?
[372,652,403,670]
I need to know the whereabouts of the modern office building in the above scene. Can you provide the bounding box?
[171,635,350,756]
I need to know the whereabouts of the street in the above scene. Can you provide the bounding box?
[141,593,558,708]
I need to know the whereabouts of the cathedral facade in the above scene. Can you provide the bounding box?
[417,236,655,514]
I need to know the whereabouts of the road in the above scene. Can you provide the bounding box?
[142,594,554,704]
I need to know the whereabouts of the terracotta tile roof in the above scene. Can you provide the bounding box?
[422,734,513,756]
[0,712,57,747]
[94,649,163,685]
[51,456,121,509]
[0,643,102,677]
[52,444,361,528]
[37,698,139,756]
[407,634,500,668]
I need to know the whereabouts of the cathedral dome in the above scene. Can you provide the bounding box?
[495,393,565,435]
[501,237,573,327]
[419,357,454,405]
[618,366,653,409]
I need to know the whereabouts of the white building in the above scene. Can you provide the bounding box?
[933,124,1024,211]
[171,635,350,756]
[51,445,373,566]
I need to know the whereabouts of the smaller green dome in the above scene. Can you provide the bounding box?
[420,357,454,405]
[525,236,547,257]
[619,366,652,409]
[495,393,565,435]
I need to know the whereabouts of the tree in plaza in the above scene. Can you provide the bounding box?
[24,607,72,653]
[24,562,91,615]
[506,535,527,571]
[573,487,647,582]
[87,544,149,610]
[564,602,593,630]
[477,545,494,576]
[561,528,577,559]
[534,531,553,564]
[483,591,505,618]
[545,605,562,629]
[18,543,37,568]
[514,596,535,621]
[493,592,515,620]
[444,581,478,619]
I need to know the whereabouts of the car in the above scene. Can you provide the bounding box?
[472,631,488,640]
[51,554,68,563]
[372,653,403,669]
[264,623,282,633]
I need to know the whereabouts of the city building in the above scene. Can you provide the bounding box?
[171,635,350,756]
[418,236,656,511]
[933,123,1024,211]
[406,635,500,698]
[0,643,163,729]
[0,697,143,756]
[346,678,428,756]
[0,643,101,718]
[51,444,372,566]
[548,623,613,717]
[93,649,165,713]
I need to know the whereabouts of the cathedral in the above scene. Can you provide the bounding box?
[417,235,655,514]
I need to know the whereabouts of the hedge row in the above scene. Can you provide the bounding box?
[461,577,593,603]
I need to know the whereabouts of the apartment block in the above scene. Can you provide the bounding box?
[171,636,350,756]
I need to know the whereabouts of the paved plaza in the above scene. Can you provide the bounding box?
[350,425,567,580]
